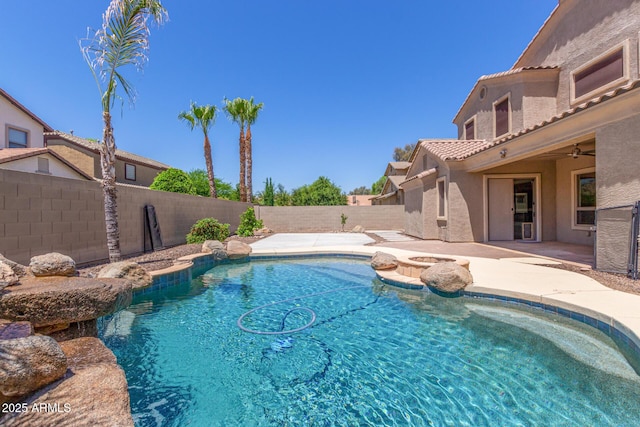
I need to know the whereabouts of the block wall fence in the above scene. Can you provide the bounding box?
[255,205,404,232]
[0,170,406,266]
[0,169,251,265]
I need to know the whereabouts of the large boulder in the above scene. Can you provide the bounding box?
[0,335,67,398]
[1,338,133,427]
[225,241,252,260]
[352,225,366,233]
[254,227,273,236]
[420,262,473,294]
[202,240,228,261]
[0,321,33,340]
[29,253,76,277]
[0,262,19,289]
[0,254,32,279]
[0,277,132,328]
[97,261,152,290]
[371,252,398,270]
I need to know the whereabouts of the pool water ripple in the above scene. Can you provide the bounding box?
[101,258,640,426]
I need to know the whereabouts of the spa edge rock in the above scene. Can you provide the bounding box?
[420,262,474,294]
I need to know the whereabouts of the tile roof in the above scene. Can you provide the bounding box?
[401,167,438,186]
[44,131,171,170]
[0,88,53,132]
[419,139,492,161]
[454,66,559,123]
[475,78,640,155]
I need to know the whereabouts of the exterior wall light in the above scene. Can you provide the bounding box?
[499,149,507,158]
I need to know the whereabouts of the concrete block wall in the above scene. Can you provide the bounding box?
[0,169,250,265]
[255,205,404,232]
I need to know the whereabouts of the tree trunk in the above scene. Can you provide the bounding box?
[101,111,122,262]
[239,126,246,202]
[203,134,217,198]
[246,124,252,203]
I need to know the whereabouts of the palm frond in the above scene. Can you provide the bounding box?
[81,0,168,111]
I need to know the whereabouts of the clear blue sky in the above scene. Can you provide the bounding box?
[1,0,557,194]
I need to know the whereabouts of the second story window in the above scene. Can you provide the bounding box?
[464,118,475,140]
[571,42,628,103]
[494,96,510,138]
[125,163,136,181]
[8,127,28,148]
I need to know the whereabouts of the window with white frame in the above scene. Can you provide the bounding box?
[572,168,596,228]
[464,117,475,140]
[571,41,629,103]
[493,95,510,138]
[125,163,136,181]
[436,177,447,220]
[8,127,28,148]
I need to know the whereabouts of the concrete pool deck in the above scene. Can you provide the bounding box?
[249,232,640,352]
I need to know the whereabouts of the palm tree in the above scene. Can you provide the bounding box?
[178,102,218,198]
[81,0,167,262]
[244,97,264,203]
[223,97,248,202]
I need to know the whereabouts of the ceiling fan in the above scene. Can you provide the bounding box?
[567,144,595,158]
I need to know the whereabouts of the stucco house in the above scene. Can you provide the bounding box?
[0,148,93,180]
[1,88,52,149]
[372,161,410,205]
[402,0,640,273]
[45,131,170,187]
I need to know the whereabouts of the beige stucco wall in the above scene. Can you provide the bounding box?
[0,169,250,265]
[0,154,88,180]
[403,183,425,238]
[515,0,640,112]
[47,145,95,178]
[0,97,45,149]
[594,114,640,271]
[555,155,596,245]
[255,205,404,233]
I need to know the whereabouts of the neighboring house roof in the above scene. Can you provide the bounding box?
[0,147,93,179]
[453,66,560,123]
[0,88,53,132]
[372,175,406,201]
[44,131,171,170]
[419,139,492,162]
[401,167,438,186]
[386,161,411,174]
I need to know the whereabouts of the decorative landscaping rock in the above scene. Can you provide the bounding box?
[0,254,32,279]
[29,253,76,277]
[0,336,134,426]
[59,337,117,367]
[225,241,252,259]
[0,277,132,328]
[202,240,224,252]
[254,227,273,236]
[97,261,152,290]
[0,262,19,289]
[202,240,228,261]
[371,252,398,270]
[352,225,366,233]
[0,321,33,340]
[420,262,473,294]
[0,335,67,398]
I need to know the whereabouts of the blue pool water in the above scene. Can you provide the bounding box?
[100,258,640,426]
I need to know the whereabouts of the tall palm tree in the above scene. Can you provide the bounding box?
[178,102,218,198]
[223,97,248,202]
[244,97,263,203]
[81,0,167,262]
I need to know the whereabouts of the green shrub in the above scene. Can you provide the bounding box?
[150,168,196,195]
[186,218,230,243]
[237,207,264,237]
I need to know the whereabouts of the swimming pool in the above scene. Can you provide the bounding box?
[101,257,640,426]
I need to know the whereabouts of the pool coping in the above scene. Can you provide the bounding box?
[146,245,640,360]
